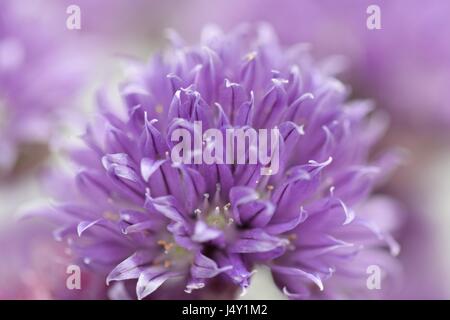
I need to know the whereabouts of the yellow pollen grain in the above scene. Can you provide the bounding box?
[103,211,120,221]
[155,104,164,114]
[164,260,172,268]
[157,240,174,253]
[287,234,297,241]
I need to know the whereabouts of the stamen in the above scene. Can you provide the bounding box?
[245,51,257,61]
[329,186,335,197]
[213,183,221,204]
[257,172,271,191]
[203,193,210,211]
[265,184,274,198]
[157,240,174,253]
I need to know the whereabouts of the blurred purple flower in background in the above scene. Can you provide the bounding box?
[0,221,107,299]
[35,25,402,299]
[0,1,88,178]
[57,0,174,45]
[183,0,450,135]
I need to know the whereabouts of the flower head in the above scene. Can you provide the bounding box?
[41,25,400,299]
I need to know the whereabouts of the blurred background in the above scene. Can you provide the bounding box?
[0,0,449,299]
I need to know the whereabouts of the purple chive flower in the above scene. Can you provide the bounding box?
[0,1,87,176]
[40,25,401,299]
